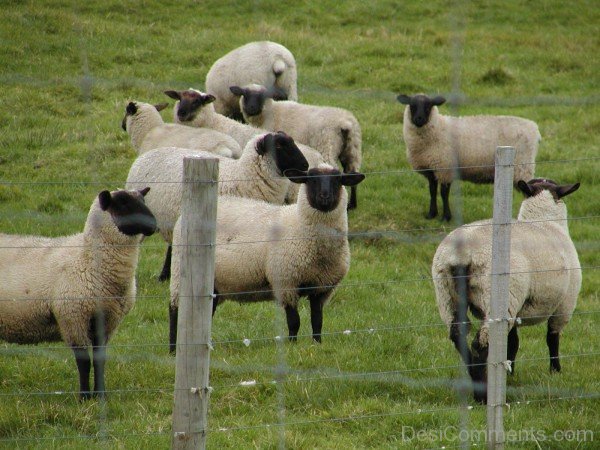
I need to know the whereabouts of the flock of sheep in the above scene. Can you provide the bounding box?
[0,41,582,404]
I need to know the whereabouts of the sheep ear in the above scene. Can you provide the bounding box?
[556,183,580,199]
[203,94,216,104]
[98,191,112,211]
[340,172,366,187]
[283,169,309,184]
[126,102,137,115]
[229,86,244,96]
[164,90,181,101]
[431,96,446,106]
[397,94,411,105]
[139,187,151,197]
[154,102,169,112]
[517,180,534,197]
[256,134,275,155]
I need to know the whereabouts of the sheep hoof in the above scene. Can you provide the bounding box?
[426,211,438,219]
[442,213,452,222]
[158,272,170,282]
[79,391,93,401]
[313,335,322,343]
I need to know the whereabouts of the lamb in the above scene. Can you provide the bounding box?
[205,41,297,121]
[397,93,541,221]
[169,165,365,352]
[164,88,325,203]
[0,188,157,399]
[125,132,309,280]
[121,100,242,159]
[431,178,581,403]
[230,84,363,209]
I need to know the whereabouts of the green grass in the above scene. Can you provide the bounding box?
[1,0,599,448]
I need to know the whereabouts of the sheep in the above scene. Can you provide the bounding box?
[397,93,541,221]
[164,88,325,204]
[229,84,363,209]
[205,41,297,121]
[0,188,157,399]
[431,178,581,403]
[121,100,242,159]
[169,164,366,352]
[125,132,309,281]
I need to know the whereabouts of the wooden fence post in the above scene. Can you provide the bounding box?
[487,146,515,449]
[172,157,219,450]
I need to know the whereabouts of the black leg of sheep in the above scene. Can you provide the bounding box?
[546,324,561,373]
[507,326,519,375]
[72,346,92,400]
[441,183,452,222]
[423,171,438,219]
[285,305,301,342]
[158,245,172,282]
[309,292,329,343]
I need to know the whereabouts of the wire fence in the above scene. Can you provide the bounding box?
[2,3,599,447]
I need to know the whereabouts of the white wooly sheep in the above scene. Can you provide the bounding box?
[431,178,581,403]
[164,88,325,203]
[397,93,541,221]
[205,41,297,120]
[125,132,309,280]
[169,165,365,352]
[0,188,157,399]
[121,101,241,159]
[230,84,363,209]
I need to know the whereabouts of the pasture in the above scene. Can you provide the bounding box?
[0,1,598,448]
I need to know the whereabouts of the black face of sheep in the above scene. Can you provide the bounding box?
[164,89,216,123]
[98,188,157,237]
[517,179,580,202]
[285,167,365,212]
[257,132,309,175]
[230,85,267,117]
[397,94,446,128]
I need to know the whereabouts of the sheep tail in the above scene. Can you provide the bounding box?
[339,121,361,174]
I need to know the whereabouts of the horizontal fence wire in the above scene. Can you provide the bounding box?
[2,393,598,443]
[0,265,597,304]
[3,308,599,354]
[1,156,599,186]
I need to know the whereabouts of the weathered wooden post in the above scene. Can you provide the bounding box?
[172,157,219,450]
[487,146,515,449]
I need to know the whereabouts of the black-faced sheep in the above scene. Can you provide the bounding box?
[0,189,157,399]
[397,93,540,221]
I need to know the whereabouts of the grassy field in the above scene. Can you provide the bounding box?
[1,0,599,448]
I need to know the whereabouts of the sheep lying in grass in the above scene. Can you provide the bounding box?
[230,84,363,209]
[397,93,541,221]
[164,88,325,203]
[0,188,157,399]
[205,41,297,120]
[169,165,365,352]
[121,101,241,158]
[125,132,309,281]
[432,178,581,403]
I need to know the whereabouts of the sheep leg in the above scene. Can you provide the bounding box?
[440,182,452,222]
[546,324,561,373]
[347,186,358,211]
[423,171,438,219]
[169,304,178,354]
[72,346,92,400]
[158,245,172,282]
[470,330,489,404]
[91,314,107,398]
[507,326,519,375]
[309,293,328,343]
[284,305,301,342]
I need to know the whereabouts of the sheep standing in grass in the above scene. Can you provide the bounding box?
[0,188,157,399]
[125,132,309,281]
[397,93,541,221]
[121,101,241,158]
[230,84,363,209]
[164,88,325,203]
[432,178,581,403]
[169,165,365,352]
[205,41,297,121]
